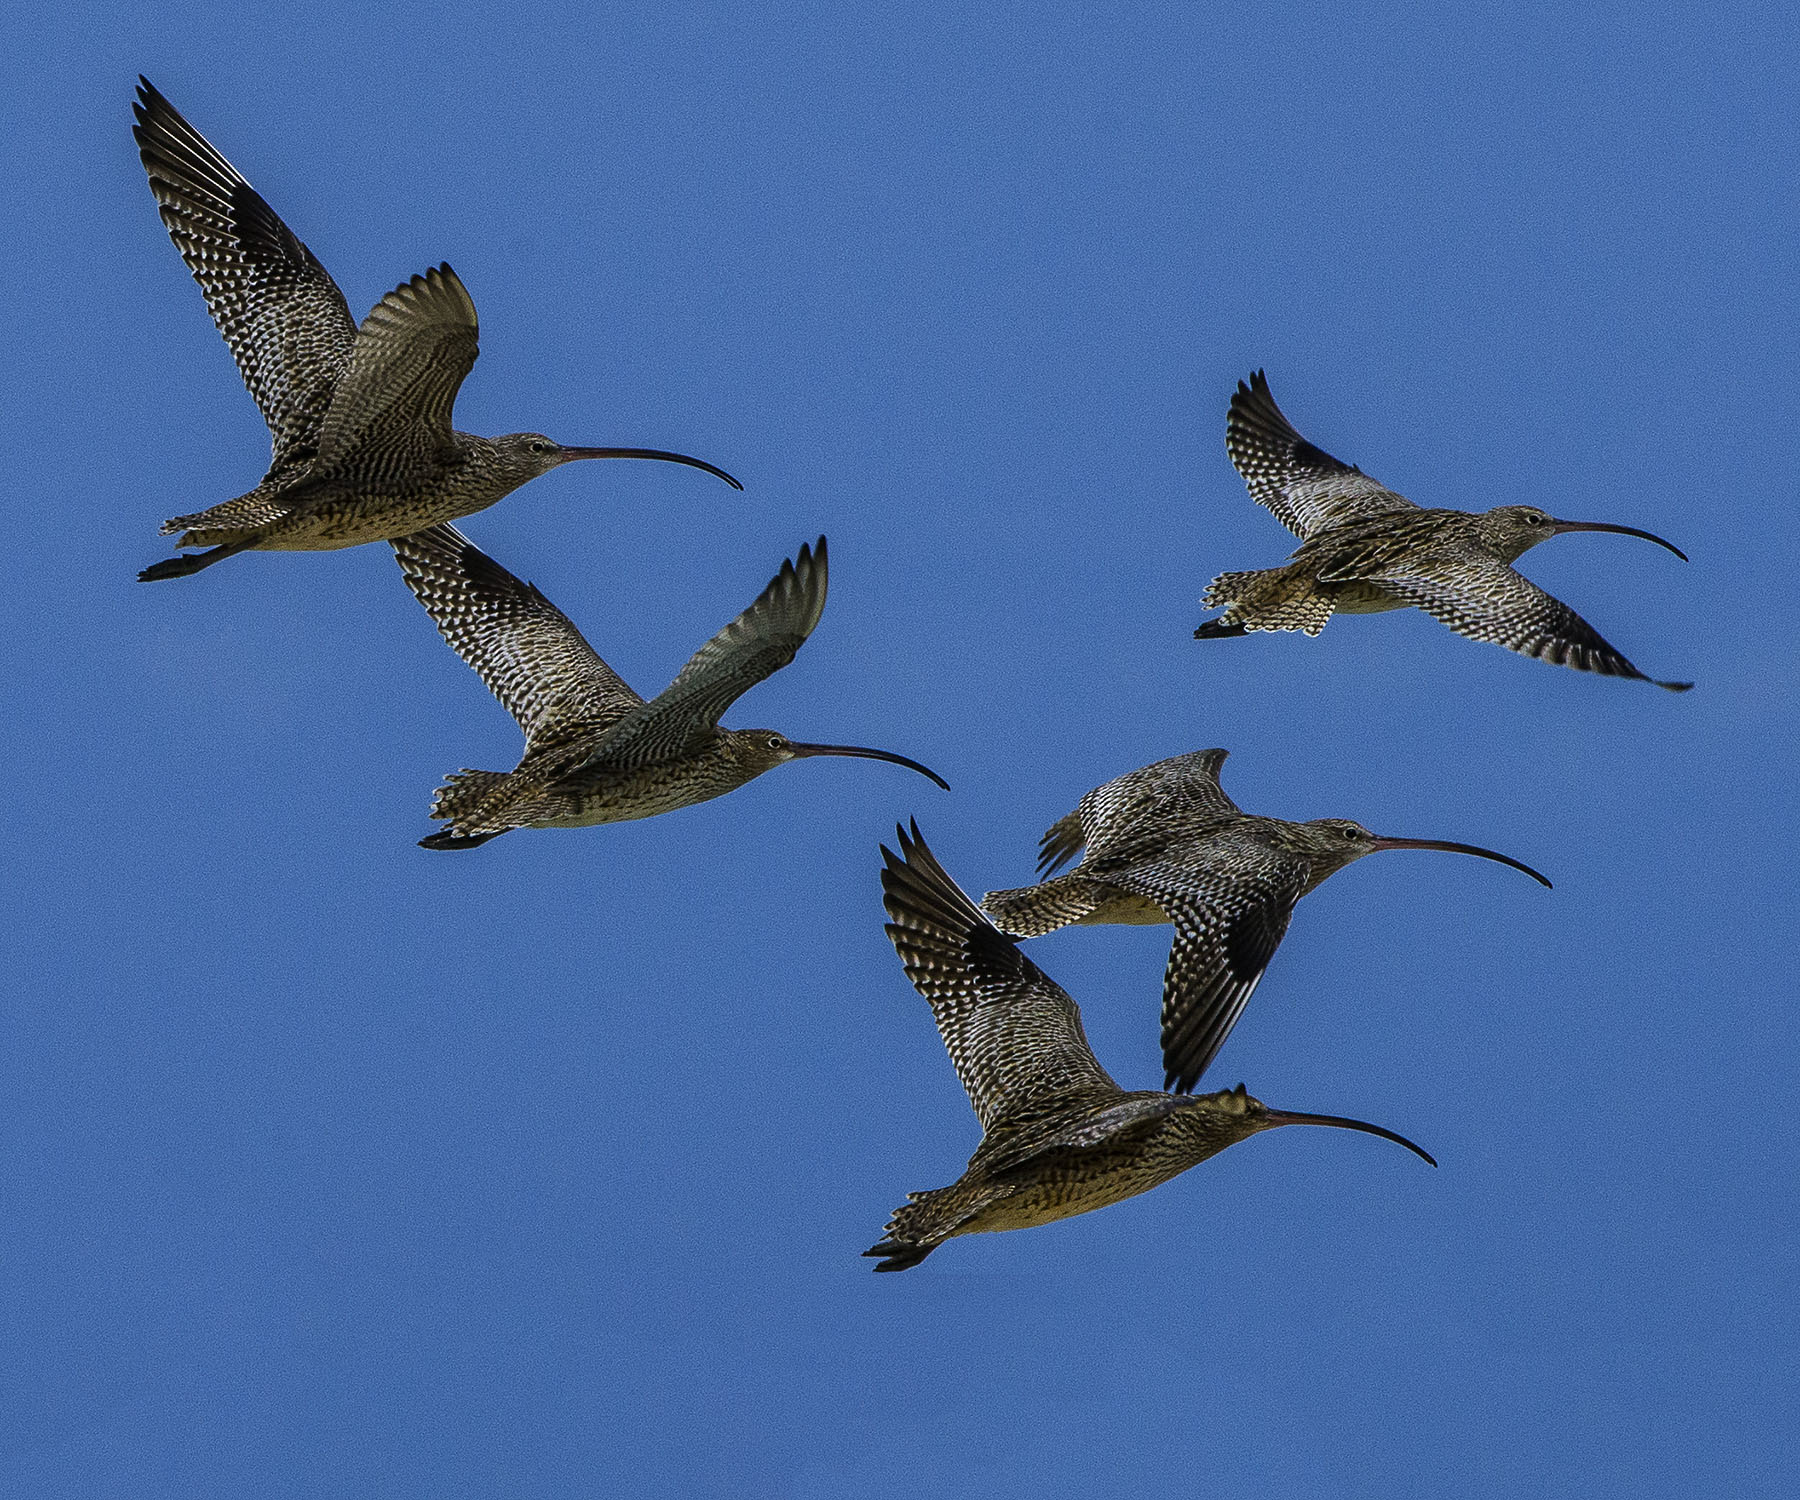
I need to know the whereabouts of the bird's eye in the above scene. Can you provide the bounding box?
[529,440,550,454]
[767,735,786,750]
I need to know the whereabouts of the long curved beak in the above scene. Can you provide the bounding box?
[787,742,950,790]
[1551,519,1687,561]
[1369,836,1552,888]
[1262,1110,1437,1166]
[556,447,744,490]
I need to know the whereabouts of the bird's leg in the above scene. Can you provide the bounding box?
[137,537,259,582]
[417,828,506,851]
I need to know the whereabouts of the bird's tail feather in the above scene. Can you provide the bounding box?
[980,874,1106,937]
[1200,564,1336,636]
[863,1183,994,1272]
[429,769,513,829]
[161,490,294,539]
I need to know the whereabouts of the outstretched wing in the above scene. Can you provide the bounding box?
[1103,841,1307,1093]
[133,78,358,482]
[392,524,643,750]
[1037,749,1240,876]
[1226,371,1418,539]
[592,539,829,767]
[312,265,480,472]
[881,823,1119,1132]
[1377,555,1692,690]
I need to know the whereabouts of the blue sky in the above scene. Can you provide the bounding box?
[3,1,1797,1494]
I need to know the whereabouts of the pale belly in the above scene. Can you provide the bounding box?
[524,759,751,828]
[252,492,497,549]
[957,1165,1185,1234]
[1073,886,1170,926]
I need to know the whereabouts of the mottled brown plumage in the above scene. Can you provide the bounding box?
[132,79,739,582]
[981,750,1550,1092]
[1194,371,1692,689]
[394,530,947,848]
[868,823,1434,1271]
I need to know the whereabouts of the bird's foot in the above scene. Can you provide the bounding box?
[1193,618,1249,640]
[418,828,504,850]
[137,539,255,581]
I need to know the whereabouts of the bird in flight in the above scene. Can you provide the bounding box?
[868,822,1434,1271]
[981,749,1550,1092]
[394,529,947,848]
[131,79,739,582]
[1193,371,1691,690]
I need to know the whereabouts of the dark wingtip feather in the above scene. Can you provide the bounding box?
[880,821,990,939]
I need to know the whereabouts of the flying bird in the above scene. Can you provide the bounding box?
[868,823,1434,1271]
[131,79,739,582]
[1193,371,1691,690]
[981,749,1550,1092]
[394,529,947,848]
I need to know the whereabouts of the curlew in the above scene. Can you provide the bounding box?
[1193,371,1691,689]
[394,528,946,848]
[132,79,739,582]
[867,822,1434,1271]
[981,750,1550,1093]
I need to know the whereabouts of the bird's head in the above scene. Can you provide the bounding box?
[1188,1084,1437,1165]
[723,729,950,789]
[489,433,743,489]
[1284,817,1386,887]
[488,433,580,481]
[1296,817,1552,893]
[1481,504,1687,565]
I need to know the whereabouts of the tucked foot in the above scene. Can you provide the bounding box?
[138,539,255,581]
[418,829,505,850]
[1193,618,1249,640]
[863,1239,935,1272]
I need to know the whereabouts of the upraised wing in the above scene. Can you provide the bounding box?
[1102,839,1308,1092]
[591,538,829,768]
[133,78,358,483]
[313,265,479,472]
[881,822,1120,1133]
[1377,554,1693,691]
[392,524,644,750]
[1036,749,1241,876]
[1226,371,1418,539]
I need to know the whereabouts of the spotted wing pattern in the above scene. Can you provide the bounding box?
[881,823,1119,1133]
[133,78,358,483]
[1226,371,1418,539]
[1037,749,1241,876]
[593,539,830,767]
[312,265,479,474]
[392,524,644,751]
[1376,555,1693,690]
[1103,842,1308,1092]
[971,1093,1185,1176]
